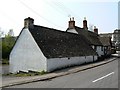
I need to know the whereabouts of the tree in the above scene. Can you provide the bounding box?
[8,29,14,36]
[2,30,16,59]
[0,27,5,38]
[0,28,4,60]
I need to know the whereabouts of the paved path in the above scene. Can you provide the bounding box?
[0,65,9,74]
[2,57,118,88]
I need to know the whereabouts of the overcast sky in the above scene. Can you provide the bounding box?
[0,0,119,36]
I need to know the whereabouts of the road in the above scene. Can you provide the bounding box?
[7,58,119,88]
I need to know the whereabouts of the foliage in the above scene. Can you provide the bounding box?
[2,33,16,59]
[40,70,46,75]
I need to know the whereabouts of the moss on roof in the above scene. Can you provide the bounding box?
[28,25,97,58]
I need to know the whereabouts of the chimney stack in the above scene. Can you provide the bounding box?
[68,17,75,29]
[24,17,34,28]
[83,17,88,29]
[94,26,98,34]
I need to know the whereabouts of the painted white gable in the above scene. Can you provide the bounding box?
[67,29,78,34]
[9,28,47,73]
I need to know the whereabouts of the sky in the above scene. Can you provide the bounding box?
[118,1,120,29]
[0,0,119,36]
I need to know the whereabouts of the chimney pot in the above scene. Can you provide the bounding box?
[72,17,74,21]
[94,26,96,29]
[84,17,86,20]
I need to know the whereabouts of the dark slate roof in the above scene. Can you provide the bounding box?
[28,25,97,59]
[67,26,102,46]
[99,37,111,46]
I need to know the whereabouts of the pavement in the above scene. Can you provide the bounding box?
[1,57,117,88]
[112,53,120,57]
[0,65,9,74]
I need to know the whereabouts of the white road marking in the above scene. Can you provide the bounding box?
[92,72,114,83]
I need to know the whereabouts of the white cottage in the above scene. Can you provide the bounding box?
[9,17,97,73]
[66,17,104,57]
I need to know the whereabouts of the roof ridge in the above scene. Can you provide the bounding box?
[75,26,97,34]
[33,25,84,36]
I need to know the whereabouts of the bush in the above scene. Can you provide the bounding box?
[2,35,16,62]
[2,36,15,58]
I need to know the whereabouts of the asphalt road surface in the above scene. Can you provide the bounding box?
[8,58,119,88]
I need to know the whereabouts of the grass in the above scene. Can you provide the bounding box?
[3,70,47,77]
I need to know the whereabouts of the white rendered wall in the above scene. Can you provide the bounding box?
[93,55,98,61]
[96,46,104,57]
[9,28,47,73]
[92,45,104,57]
[111,34,114,41]
[67,29,78,34]
[47,56,97,72]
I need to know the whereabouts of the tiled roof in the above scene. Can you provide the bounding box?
[28,25,97,58]
[99,37,111,46]
[67,26,102,46]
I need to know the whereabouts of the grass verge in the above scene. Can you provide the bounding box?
[3,70,47,77]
